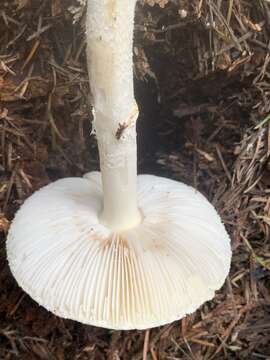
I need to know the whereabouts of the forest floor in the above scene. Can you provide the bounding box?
[0,0,270,359]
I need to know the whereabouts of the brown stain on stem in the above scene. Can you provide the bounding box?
[107,0,116,21]
[115,123,129,140]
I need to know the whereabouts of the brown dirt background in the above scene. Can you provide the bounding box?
[0,0,270,359]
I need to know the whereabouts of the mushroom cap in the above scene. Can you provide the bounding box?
[7,172,231,330]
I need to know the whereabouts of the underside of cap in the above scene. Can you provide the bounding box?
[7,173,231,330]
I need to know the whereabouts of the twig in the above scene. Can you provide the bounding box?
[143,330,150,360]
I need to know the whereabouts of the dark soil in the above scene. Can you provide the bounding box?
[1,1,270,359]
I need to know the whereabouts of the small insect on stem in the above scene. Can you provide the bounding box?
[115,122,129,140]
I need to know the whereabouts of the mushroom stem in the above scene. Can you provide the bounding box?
[86,0,141,230]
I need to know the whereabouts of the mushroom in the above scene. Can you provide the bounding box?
[7,0,231,330]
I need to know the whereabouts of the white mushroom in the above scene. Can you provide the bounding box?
[7,0,231,330]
